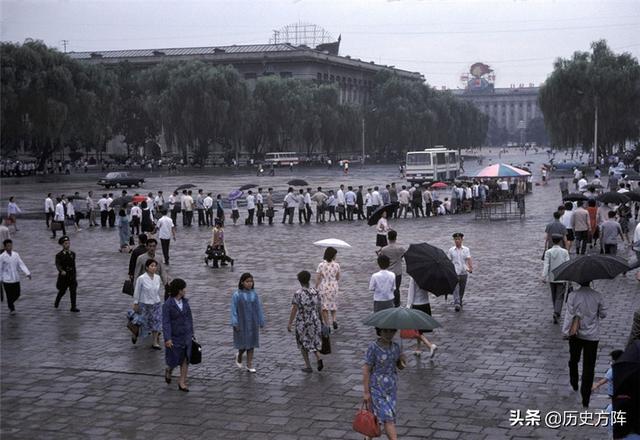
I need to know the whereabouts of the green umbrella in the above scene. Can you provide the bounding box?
[362,308,442,330]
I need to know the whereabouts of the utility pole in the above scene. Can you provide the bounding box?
[61,40,69,53]
[593,96,598,165]
[361,116,365,167]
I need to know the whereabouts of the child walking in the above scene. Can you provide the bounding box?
[231,273,265,373]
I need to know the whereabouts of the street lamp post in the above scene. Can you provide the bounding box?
[362,107,376,167]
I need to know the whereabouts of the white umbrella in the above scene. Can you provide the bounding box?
[313,238,352,249]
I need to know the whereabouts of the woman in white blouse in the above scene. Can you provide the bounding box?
[406,276,438,358]
[375,210,390,251]
[133,259,162,349]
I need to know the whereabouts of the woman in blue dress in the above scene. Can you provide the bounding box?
[231,273,265,373]
[116,209,130,252]
[162,278,193,392]
[363,328,406,440]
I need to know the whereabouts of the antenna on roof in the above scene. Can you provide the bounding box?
[60,40,69,53]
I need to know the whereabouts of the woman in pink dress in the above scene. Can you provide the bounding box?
[315,246,341,329]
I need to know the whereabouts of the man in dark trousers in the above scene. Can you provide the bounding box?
[128,234,148,279]
[54,236,79,312]
[356,185,365,220]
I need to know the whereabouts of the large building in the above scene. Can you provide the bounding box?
[68,42,424,107]
[451,62,542,138]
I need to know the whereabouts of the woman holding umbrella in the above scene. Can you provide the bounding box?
[315,247,341,329]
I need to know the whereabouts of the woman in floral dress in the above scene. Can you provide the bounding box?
[287,270,327,373]
[315,246,341,329]
[362,328,406,440]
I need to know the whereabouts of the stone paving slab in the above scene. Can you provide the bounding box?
[1,152,639,439]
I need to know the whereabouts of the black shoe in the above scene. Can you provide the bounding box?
[230,259,235,267]
[165,368,172,384]
[70,308,80,312]
[317,359,324,371]
[332,321,338,330]
[54,299,60,309]
[552,314,558,324]
[178,384,189,392]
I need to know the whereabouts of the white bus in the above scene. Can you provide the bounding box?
[264,152,300,166]
[405,147,460,183]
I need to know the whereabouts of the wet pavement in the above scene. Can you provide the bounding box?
[1,150,638,439]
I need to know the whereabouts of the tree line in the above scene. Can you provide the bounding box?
[1,40,488,165]
[539,40,640,157]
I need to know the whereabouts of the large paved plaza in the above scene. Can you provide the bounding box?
[1,151,638,439]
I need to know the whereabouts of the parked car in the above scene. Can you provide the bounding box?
[97,172,145,189]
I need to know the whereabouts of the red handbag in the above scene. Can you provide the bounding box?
[353,402,381,437]
[400,329,421,339]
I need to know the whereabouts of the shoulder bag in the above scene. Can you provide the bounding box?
[122,279,134,296]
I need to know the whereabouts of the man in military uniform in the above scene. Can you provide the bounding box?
[54,236,79,312]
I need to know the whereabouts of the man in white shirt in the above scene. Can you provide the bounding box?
[130,202,142,236]
[156,211,176,265]
[196,189,206,226]
[154,191,165,220]
[0,239,31,314]
[448,232,473,312]
[297,189,306,224]
[283,188,297,224]
[365,188,373,219]
[256,188,265,225]
[371,186,382,211]
[97,194,109,227]
[45,193,55,228]
[86,191,97,227]
[107,193,115,227]
[336,184,346,221]
[303,188,312,224]
[398,185,411,218]
[345,186,356,221]
[423,187,433,217]
[369,254,396,312]
[577,177,588,192]
[203,192,214,227]
[246,190,256,225]
[51,197,67,239]
[182,190,194,227]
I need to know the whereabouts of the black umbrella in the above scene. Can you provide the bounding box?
[367,203,399,226]
[598,192,630,204]
[612,340,640,439]
[287,179,309,187]
[239,184,258,191]
[175,184,196,191]
[404,242,458,297]
[621,169,640,180]
[624,191,640,202]
[563,193,588,202]
[110,195,133,206]
[613,340,640,393]
[552,255,630,284]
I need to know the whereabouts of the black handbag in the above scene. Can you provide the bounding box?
[190,338,202,364]
[319,334,331,355]
[122,279,134,296]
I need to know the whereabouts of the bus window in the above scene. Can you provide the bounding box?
[407,152,431,165]
[436,153,446,165]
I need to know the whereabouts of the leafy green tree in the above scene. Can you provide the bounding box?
[539,40,640,157]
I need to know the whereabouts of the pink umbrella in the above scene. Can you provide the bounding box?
[475,163,531,178]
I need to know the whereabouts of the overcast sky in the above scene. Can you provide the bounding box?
[2,0,639,89]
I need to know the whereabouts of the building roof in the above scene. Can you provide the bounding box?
[67,43,299,59]
[452,86,539,97]
[68,43,424,81]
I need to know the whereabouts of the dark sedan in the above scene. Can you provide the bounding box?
[97,172,145,189]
